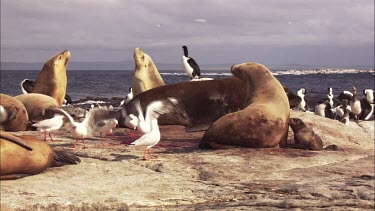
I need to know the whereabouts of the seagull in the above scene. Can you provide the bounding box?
[48,107,119,148]
[296,88,309,111]
[124,114,139,138]
[0,105,9,124]
[94,118,118,141]
[32,113,65,142]
[134,97,178,134]
[125,87,134,104]
[182,45,201,80]
[350,86,361,121]
[130,98,178,160]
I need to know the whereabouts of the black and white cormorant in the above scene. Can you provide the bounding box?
[182,45,201,79]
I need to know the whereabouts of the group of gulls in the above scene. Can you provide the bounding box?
[296,86,374,125]
[24,97,178,160]
[13,45,199,159]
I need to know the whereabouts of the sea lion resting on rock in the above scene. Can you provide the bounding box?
[0,94,29,131]
[32,50,70,107]
[15,93,59,123]
[121,76,300,132]
[199,62,290,148]
[0,131,80,180]
[131,48,165,97]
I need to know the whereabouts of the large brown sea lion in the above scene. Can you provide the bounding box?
[120,75,299,132]
[0,131,80,180]
[0,94,29,131]
[199,62,290,148]
[131,48,165,97]
[15,93,59,123]
[32,50,70,107]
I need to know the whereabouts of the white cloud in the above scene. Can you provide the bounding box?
[0,0,373,65]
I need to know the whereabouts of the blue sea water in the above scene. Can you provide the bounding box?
[1,69,374,106]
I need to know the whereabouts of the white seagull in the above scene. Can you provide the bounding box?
[32,113,65,142]
[182,45,201,80]
[124,114,139,138]
[94,118,118,141]
[130,98,178,160]
[49,107,119,148]
[134,98,178,134]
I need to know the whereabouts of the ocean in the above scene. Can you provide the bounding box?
[1,69,374,107]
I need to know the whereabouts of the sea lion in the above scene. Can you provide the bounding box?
[32,50,70,107]
[14,93,59,123]
[0,94,29,131]
[121,77,247,131]
[21,78,73,105]
[120,76,300,132]
[286,118,323,150]
[0,130,80,180]
[131,48,165,97]
[199,62,290,148]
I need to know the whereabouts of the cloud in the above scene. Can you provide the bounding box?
[1,0,374,66]
[194,19,207,23]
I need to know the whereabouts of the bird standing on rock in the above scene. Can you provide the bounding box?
[350,86,361,121]
[47,107,119,148]
[130,98,178,160]
[32,113,65,142]
[182,45,201,80]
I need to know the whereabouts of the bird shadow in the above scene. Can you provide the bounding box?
[110,153,139,161]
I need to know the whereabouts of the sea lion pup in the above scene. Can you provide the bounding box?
[287,118,323,150]
[32,50,70,107]
[14,93,59,123]
[131,48,165,97]
[0,94,29,131]
[0,131,80,180]
[199,62,290,149]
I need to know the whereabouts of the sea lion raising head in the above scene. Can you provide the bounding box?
[32,50,71,107]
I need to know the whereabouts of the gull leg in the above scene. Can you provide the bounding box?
[43,131,47,141]
[48,133,55,142]
[129,129,137,139]
[147,149,156,159]
[82,138,88,149]
[142,149,148,160]
[70,139,78,148]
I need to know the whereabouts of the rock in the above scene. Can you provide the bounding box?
[0,111,373,210]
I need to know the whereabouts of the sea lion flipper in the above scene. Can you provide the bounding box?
[0,131,33,151]
[0,174,32,180]
[53,150,81,167]
[185,124,211,132]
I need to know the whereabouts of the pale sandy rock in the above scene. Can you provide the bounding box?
[1,111,373,210]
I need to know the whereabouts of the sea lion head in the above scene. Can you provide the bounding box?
[231,62,270,81]
[289,118,307,132]
[44,50,71,70]
[133,48,154,70]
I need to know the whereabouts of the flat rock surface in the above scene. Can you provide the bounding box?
[1,111,374,210]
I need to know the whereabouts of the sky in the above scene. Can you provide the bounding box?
[1,0,374,67]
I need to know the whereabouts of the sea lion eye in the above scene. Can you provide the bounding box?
[58,56,62,60]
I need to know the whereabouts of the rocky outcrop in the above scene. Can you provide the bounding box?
[0,111,373,210]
